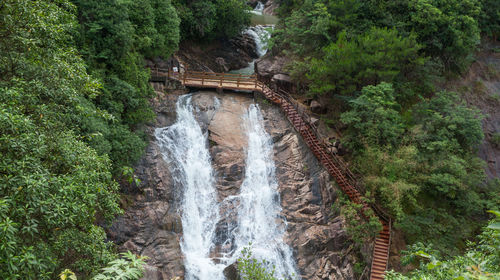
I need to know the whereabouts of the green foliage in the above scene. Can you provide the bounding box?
[214,0,251,38]
[92,252,147,280]
[173,0,250,40]
[406,0,481,71]
[58,252,146,280]
[478,0,500,37]
[341,83,404,150]
[491,133,500,148]
[274,0,486,94]
[411,91,484,155]
[125,0,180,58]
[272,0,334,58]
[333,191,382,246]
[306,28,425,98]
[0,0,125,278]
[237,246,279,280]
[71,0,174,170]
[149,0,181,58]
[386,212,500,279]
[344,86,490,252]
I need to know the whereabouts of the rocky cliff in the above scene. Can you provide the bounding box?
[446,40,500,179]
[107,88,357,279]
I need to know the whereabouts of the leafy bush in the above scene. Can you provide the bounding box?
[386,211,500,279]
[340,83,404,150]
[237,246,279,280]
[306,28,425,97]
[478,0,500,37]
[59,252,147,280]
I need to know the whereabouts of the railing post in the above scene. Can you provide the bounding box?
[237,73,241,88]
[183,71,186,85]
[219,73,223,87]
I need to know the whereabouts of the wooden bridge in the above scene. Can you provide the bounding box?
[152,69,392,280]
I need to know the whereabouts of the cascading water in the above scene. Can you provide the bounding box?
[245,25,271,57]
[232,104,298,278]
[230,26,272,75]
[251,1,265,15]
[156,95,297,279]
[155,95,225,280]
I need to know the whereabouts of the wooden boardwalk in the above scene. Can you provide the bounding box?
[152,69,391,280]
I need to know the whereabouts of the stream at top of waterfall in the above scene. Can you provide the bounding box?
[229,3,274,75]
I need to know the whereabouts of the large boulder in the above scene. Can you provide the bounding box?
[310,100,326,114]
[255,54,289,81]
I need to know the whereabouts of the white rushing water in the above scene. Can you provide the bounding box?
[156,96,297,279]
[251,1,265,15]
[155,95,225,280]
[245,25,271,57]
[231,25,272,75]
[232,104,298,278]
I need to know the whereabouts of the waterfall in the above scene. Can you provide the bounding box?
[231,26,271,75]
[155,95,224,280]
[251,1,265,15]
[156,96,297,279]
[245,25,271,57]
[232,104,298,278]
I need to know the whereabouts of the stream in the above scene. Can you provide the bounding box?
[229,2,275,75]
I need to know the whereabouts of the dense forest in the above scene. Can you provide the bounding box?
[0,0,499,279]
[269,0,500,278]
[0,0,247,279]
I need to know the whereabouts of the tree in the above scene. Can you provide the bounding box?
[478,0,500,38]
[341,82,405,150]
[0,1,123,278]
[173,0,249,40]
[406,0,481,71]
[306,28,425,97]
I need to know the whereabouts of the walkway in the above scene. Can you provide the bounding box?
[151,69,392,280]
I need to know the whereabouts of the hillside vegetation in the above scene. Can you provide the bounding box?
[270,0,500,276]
[0,0,248,279]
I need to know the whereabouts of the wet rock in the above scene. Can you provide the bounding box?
[260,101,356,279]
[310,100,325,114]
[176,33,258,72]
[223,262,240,280]
[255,55,290,82]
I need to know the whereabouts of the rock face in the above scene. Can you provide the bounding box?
[107,88,356,279]
[106,88,187,279]
[255,54,295,92]
[263,0,278,15]
[176,34,258,73]
[446,41,500,179]
[255,54,289,81]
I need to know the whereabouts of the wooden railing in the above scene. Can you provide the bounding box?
[150,68,392,280]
